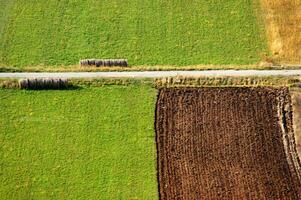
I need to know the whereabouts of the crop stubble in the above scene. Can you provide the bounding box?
[156,87,301,199]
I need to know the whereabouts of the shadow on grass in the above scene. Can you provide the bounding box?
[21,84,83,91]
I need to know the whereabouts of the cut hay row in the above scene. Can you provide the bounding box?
[19,78,69,90]
[80,59,128,67]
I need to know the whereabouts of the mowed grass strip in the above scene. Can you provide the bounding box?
[0,0,266,67]
[0,86,158,199]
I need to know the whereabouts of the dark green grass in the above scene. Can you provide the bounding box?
[0,86,158,199]
[0,0,266,67]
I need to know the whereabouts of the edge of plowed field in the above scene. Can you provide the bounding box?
[277,88,301,188]
[154,90,162,200]
[155,87,301,199]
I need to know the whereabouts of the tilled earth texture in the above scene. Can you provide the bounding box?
[156,87,301,200]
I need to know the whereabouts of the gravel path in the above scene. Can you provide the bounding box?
[1,70,301,78]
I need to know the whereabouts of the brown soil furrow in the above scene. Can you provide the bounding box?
[156,87,301,199]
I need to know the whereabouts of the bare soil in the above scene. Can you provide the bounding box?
[156,87,301,200]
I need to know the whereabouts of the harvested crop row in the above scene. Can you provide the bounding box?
[156,87,301,199]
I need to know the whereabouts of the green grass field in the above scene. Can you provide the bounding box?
[0,85,158,199]
[0,0,266,68]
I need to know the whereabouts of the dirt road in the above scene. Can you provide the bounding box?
[2,70,301,78]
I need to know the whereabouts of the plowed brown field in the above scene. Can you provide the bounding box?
[156,87,301,200]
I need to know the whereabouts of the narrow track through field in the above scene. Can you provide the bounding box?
[2,70,301,78]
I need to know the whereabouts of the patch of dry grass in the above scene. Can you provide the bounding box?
[260,0,301,64]
[155,76,300,88]
[0,78,19,89]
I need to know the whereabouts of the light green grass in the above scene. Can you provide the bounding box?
[0,86,158,199]
[0,0,266,68]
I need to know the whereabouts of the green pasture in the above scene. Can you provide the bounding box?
[0,85,158,199]
[0,0,266,68]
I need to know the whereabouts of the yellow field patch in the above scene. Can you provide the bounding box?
[260,0,301,64]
